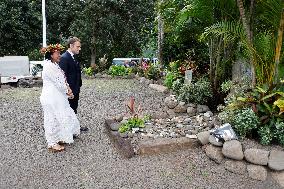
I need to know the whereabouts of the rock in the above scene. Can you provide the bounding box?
[152,112,168,119]
[110,131,120,136]
[167,109,176,118]
[208,135,223,147]
[203,112,211,122]
[247,165,267,181]
[224,160,246,175]
[187,107,197,116]
[196,115,204,125]
[188,103,197,108]
[244,148,269,165]
[149,84,169,93]
[185,134,197,139]
[139,77,147,84]
[137,137,199,155]
[119,132,128,138]
[114,115,124,122]
[176,124,184,128]
[183,118,192,125]
[205,145,224,164]
[197,131,210,145]
[206,111,213,117]
[197,105,210,113]
[110,122,121,131]
[268,150,284,171]
[222,140,244,160]
[271,171,284,188]
[132,128,140,133]
[174,102,188,113]
[164,95,178,109]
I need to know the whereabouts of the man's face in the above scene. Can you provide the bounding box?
[70,41,81,55]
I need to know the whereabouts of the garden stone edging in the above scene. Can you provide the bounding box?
[105,119,135,158]
[199,133,284,183]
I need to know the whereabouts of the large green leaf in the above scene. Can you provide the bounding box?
[274,98,284,114]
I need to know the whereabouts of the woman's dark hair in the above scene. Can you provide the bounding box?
[45,51,53,60]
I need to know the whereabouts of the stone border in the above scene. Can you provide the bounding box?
[105,119,135,158]
[105,119,200,158]
[197,132,284,183]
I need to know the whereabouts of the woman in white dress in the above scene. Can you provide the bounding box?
[40,44,80,152]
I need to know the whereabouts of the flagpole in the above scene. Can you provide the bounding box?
[42,0,47,47]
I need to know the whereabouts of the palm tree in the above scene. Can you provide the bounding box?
[202,0,284,86]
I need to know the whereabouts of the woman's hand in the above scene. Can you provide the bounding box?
[67,86,74,99]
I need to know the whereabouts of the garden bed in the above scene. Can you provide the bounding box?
[105,118,199,158]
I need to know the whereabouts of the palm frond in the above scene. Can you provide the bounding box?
[201,21,246,42]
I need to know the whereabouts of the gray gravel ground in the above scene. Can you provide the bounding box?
[0,78,282,189]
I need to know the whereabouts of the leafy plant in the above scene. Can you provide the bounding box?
[237,82,284,124]
[258,124,274,145]
[230,108,260,139]
[164,71,183,89]
[82,67,94,76]
[178,78,212,104]
[144,64,161,80]
[108,65,129,76]
[274,121,284,146]
[221,80,233,93]
[172,79,184,95]
[118,116,145,133]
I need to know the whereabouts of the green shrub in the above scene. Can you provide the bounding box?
[258,125,274,145]
[82,67,94,76]
[144,64,160,80]
[275,121,284,146]
[177,78,212,104]
[164,72,176,89]
[221,80,233,93]
[108,65,129,76]
[231,108,260,139]
[172,79,184,95]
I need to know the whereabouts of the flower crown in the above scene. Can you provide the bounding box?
[40,44,65,54]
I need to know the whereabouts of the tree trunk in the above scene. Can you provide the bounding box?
[90,49,96,68]
[157,13,164,67]
[274,8,284,83]
[209,38,215,88]
[90,34,96,68]
[237,0,256,87]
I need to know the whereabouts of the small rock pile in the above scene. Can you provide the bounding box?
[197,131,284,181]
[109,95,221,140]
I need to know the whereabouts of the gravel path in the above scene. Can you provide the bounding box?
[0,78,281,189]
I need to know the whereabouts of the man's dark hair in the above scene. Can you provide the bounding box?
[66,36,81,48]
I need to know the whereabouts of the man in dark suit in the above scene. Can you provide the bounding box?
[59,36,88,131]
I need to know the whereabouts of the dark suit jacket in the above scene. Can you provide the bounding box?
[59,51,82,95]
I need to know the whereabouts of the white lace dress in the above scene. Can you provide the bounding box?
[40,60,80,147]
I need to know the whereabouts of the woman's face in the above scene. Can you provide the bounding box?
[51,51,61,63]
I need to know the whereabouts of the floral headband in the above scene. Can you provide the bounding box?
[40,44,65,54]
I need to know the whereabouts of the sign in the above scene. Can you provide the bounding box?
[185,70,192,84]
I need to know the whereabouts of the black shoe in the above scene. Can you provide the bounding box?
[80,127,89,132]
[73,135,79,139]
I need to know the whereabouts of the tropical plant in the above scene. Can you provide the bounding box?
[202,1,284,87]
[178,78,212,104]
[172,79,184,95]
[231,108,260,139]
[82,67,94,76]
[118,116,145,133]
[108,65,129,76]
[144,64,161,80]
